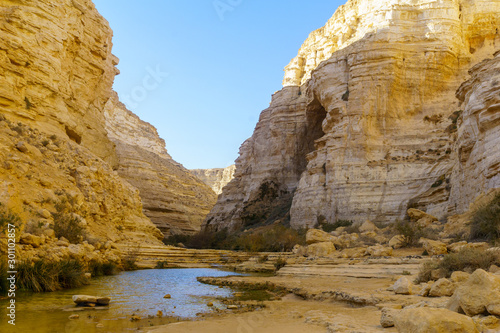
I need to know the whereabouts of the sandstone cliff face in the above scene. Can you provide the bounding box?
[191,165,236,195]
[204,0,500,232]
[448,52,500,211]
[104,93,217,236]
[0,0,166,251]
[0,0,118,165]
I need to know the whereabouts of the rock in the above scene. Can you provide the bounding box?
[472,315,500,331]
[447,269,500,316]
[84,273,92,279]
[450,271,470,284]
[393,277,412,295]
[389,235,406,249]
[366,244,393,257]
[419,238,448,255]
[486,302,500,316]
[157,310,163,317]
[190,165,236,195]
[340,247,367,258]
[408,209,438,222]
[96,323,104,328]
[207,302,214,307]
[429,278,456,297]
[43,229,55,238]
[305,229,335,244]
[38,209,52,219]
[227,305,238,310]
[448,241,468,253]
[163,294,171,299]
[380,308,398,328]
[130,316,141,321]
[306,242,336,257]
[19,233,43,248]
[359,220,378,233]
[418,283,432,297]
[332,233,359,249]
[15,142,28,153]
[96,297,110,305]
[72,295,97,305]
[490,265,500,274]
[68,314,79,320]
[393,308,478,333]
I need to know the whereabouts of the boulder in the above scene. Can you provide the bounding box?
[306,229,335,244]
[332,233,359,249]
[450,271,470,284]
[393,308,478,333]
[420,238,448,255]
[366,244,393,257]
[418,283,432,297]
[447,269,500,316]
[359,220,379,233]
[306,242,336,257]
[429,278,456,297]
[389,235,406,249]
[380,308,398,328]
[340,247,367,258]
[408,209,438,222]
[19,233,43,248]
[96,297,110,305]
[73,295,97,305]
[393,277,412,295]
[447,241,468,253]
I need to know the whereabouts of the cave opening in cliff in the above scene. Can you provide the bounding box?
[298,98,327,173]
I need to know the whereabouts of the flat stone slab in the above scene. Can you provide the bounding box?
[72,295,110,306]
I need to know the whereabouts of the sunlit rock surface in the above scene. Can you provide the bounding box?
[204,0,500,232]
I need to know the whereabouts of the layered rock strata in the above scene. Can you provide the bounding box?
[204,0,500,232]
[190,165,236,195]
[104,93,217,236]
[0,0,118,165]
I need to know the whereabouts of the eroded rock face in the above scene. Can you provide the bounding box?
[104,94,217,236]
[204,0,500,232]
[0,0,118,165]
[191,165,236,195]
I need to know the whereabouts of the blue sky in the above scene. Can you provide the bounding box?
[93,0,343,169]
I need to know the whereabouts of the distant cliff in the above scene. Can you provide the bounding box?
[191,165,236,195]
[204,0,500,232]
[104,93,217,236]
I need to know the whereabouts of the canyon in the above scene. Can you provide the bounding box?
[204,0,500,232]
[191,165,236,195]
[0,0,216,264]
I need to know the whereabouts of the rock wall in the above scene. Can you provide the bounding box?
[191,165,236,195]
[204,0,500,232]
[448,52,500,211]
[0,0,118,165]
[104,93,217,236]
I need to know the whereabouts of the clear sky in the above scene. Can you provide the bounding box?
[93,0,343,169]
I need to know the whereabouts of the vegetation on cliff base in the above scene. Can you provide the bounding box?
[164,224,306,252]
[469,192,500,243]
[417,248,500,283]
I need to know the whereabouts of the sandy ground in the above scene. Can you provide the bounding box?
[147,295,395,333]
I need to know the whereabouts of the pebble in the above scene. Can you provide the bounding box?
[163,294,171,299]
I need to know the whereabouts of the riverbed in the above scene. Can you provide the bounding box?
[0,268,243,332]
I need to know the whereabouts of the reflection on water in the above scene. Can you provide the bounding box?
[0,268,242,333]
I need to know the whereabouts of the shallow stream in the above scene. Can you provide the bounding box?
[0,268,242,332]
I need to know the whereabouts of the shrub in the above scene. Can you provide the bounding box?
[155,261,169,269]
[0,203,21,233]
[321,219,353,232]
[469,193,500,243]
[88,260,118,277]
[123,243,141,271]
[417,248,500,283]
[53,214,84,243]
[17,259,89,292]
[393,220,428,247]
[0,260,8,295]
[274,257,287,271]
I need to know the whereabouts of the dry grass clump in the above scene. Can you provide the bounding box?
[417,248,500,283]
[469,192,500,243]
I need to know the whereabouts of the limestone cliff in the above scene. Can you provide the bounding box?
[0,0,118,165]
[104,93,217,236]
[0,0,165,254]
[191,165,236,195]
[204,0,500,232]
